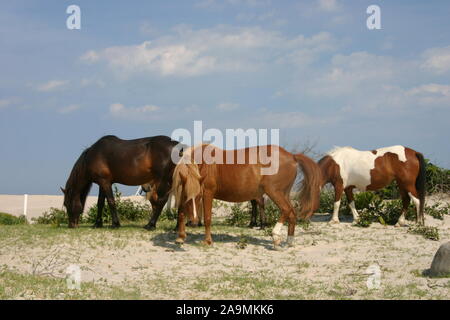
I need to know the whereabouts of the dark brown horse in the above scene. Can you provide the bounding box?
[318,145,426,226]
[172,144,322,249]
[61,135,182,229]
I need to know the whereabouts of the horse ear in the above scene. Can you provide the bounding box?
[60,187,66,194]
[179,171,188,185]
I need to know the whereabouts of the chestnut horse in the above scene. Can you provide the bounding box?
[318,145,426,226]
[172,144,322,249]
[61,135,182,229]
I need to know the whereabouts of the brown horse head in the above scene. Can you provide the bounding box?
[172,151,203,221]
[62,149,92,228]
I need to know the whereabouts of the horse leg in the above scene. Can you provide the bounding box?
[101,183,120,228]
[344,187,359,223]
[93,187,105,228]
[330,183,344,224]
[395,188,410,227]
[248,199,258,228]
[175,208,186,244]
[144,189,168,231]
[258,196,267,229]
[203,192,214,245]
[265,189,295,249]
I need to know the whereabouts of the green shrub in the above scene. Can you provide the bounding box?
[159,208,178,221]
[424,203,450,220]
[33,207,68,226]
[0,212,27,225]
[375,181,400,200]
[225,204,249,227]
[262,200,281,228]
[85,186,150,224]
[408,225,440,241]
[425,160,450,194]
[318,190,335,214]
[354,199,418,228]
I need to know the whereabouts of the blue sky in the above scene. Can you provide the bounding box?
[1,0,449,195]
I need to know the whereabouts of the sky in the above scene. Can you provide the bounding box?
[0,0,450,195]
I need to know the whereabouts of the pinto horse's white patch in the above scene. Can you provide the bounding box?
[328,145,407,191]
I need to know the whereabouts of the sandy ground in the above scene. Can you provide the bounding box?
[0,194,449,299]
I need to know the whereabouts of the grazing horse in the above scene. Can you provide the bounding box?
[172,144,322,249]
[61,135,182,229]
[318,145,426,226]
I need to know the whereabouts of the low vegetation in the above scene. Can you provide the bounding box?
[0,212,27,225]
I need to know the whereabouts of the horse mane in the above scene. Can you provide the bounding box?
[64,148,93,211]
[171,146,203,209]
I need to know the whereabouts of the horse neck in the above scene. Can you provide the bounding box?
[66,153,92,209]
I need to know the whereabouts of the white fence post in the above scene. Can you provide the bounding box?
[135,186,142,196]
[23,194,28,217]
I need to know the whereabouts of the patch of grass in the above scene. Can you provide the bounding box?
[408,225,440,241]
[0,267,142,300]
[0,212,27,225]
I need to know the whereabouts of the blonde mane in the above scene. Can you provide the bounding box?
[171,146,203,209]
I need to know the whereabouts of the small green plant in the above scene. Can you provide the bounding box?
[318,190,335,214]
[225,204,249,227]
[0,212,27,225]
[262,200,280,228]
[159,208,178,221]
[424,203,450,220]
[236,235,249,249]
[408,225,440,241]
[33,208,68,226]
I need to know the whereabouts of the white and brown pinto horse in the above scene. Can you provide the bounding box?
[318,145,426,226]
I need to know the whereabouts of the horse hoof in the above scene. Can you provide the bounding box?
[175,238,185,245]
[202,240,213,246]
[273,244,284,251]
[93,223,103,228]
[143,224,156,231]
[395,222,408,228]
[111,223,121,229]
[329,219,340,224]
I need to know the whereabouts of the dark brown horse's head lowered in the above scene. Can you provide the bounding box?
[61,149,93,228]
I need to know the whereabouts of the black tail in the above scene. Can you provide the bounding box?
[415,152,426,225]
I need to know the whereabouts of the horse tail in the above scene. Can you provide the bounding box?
[415,152,426,224]
[294,153,322,219]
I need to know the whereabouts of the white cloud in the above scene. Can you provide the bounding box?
[0,97,19,109]
[300,51,402,99]
[80,50,99,63]
[217,102,239,112]
[317,0,339,12]
[261,111,341,128]
[81,26,338,77]
[421,46,450,74]
[36,80,69,92]
[58,104,81,114]
[196,0,270,9]
[80,78,106,88]
[406,83,450,107]
[109,103,161,120]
